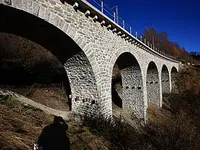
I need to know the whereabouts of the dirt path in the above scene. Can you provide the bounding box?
[0,90,71,120]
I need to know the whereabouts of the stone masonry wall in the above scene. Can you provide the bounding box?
[64,52,99,115]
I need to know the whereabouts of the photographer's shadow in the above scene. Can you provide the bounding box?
[37,116,70,150]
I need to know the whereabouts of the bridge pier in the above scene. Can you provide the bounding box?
[171,67,178,93]
[121,66,144,118]
[64,52,100,116]
[161,65,170,96]
[146,62,160,106]
[110,52,145,119]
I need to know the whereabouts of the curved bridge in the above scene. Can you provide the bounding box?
[0,0,180,121]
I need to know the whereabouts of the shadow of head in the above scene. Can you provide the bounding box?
[53,116,68,130]
[37,116,70,150]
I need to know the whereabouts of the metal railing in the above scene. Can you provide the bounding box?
[86,0,133,34]
[85,0,177,61]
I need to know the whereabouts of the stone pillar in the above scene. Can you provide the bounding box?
[121,66,144,118]
[64,52,100,116]
[169,71,172,92]
[171,72,178,93]
[162,71,170,94]
[142,73,148,122]
[158,70,162,107]
[147,69,160,106]
[171,67,178,93]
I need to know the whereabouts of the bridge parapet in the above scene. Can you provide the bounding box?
[69,0,179,63]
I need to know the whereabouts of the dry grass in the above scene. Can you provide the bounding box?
[146,104,198,150]
[176,67,200,94]
[0,96,53,150]
[0,92,109,150]
[147,104,171,124]
[0,84,70,111]
[144,67,200,150]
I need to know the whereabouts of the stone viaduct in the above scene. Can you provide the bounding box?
[0,0,180,121]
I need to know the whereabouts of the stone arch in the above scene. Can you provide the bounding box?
[0,32,73,111]
[171,66,178,92]
[111,51,144,118]
[146,61,160,105]
[0,4,99,115]
[161,65,170,94]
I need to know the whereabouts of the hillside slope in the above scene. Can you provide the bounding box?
[0,90,109,150]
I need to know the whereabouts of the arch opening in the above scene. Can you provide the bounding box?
[161,65,170,96]
[112,52,144,118]
[0,32,72,111]
[171,67,178,93]
[146,61,160,105]
[0,5,99,114]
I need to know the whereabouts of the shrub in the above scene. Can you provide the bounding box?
[80,114,148,150]
[0,93,20,108]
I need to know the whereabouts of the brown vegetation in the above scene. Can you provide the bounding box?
[0,95,53,150]
[176,67,200,94]
[143,27,196,63]
[0,83,70,111]
[0,94,111,150]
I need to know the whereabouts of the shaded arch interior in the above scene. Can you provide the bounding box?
[171,67,178,92]
[171,67,178,73]
[161,65,170,94]
[0,32,72,110]
[112,52,144,118]
[0,5,80,64]
[146,61,160,105]
[0,5,99,113]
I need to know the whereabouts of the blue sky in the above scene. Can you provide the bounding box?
[95,0,200,52]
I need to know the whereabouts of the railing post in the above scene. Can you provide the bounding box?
[101,0,104,13]
[114,12,116,22]
[123,20,125,29]
[130,27,132,34]
[140,36,142,41]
